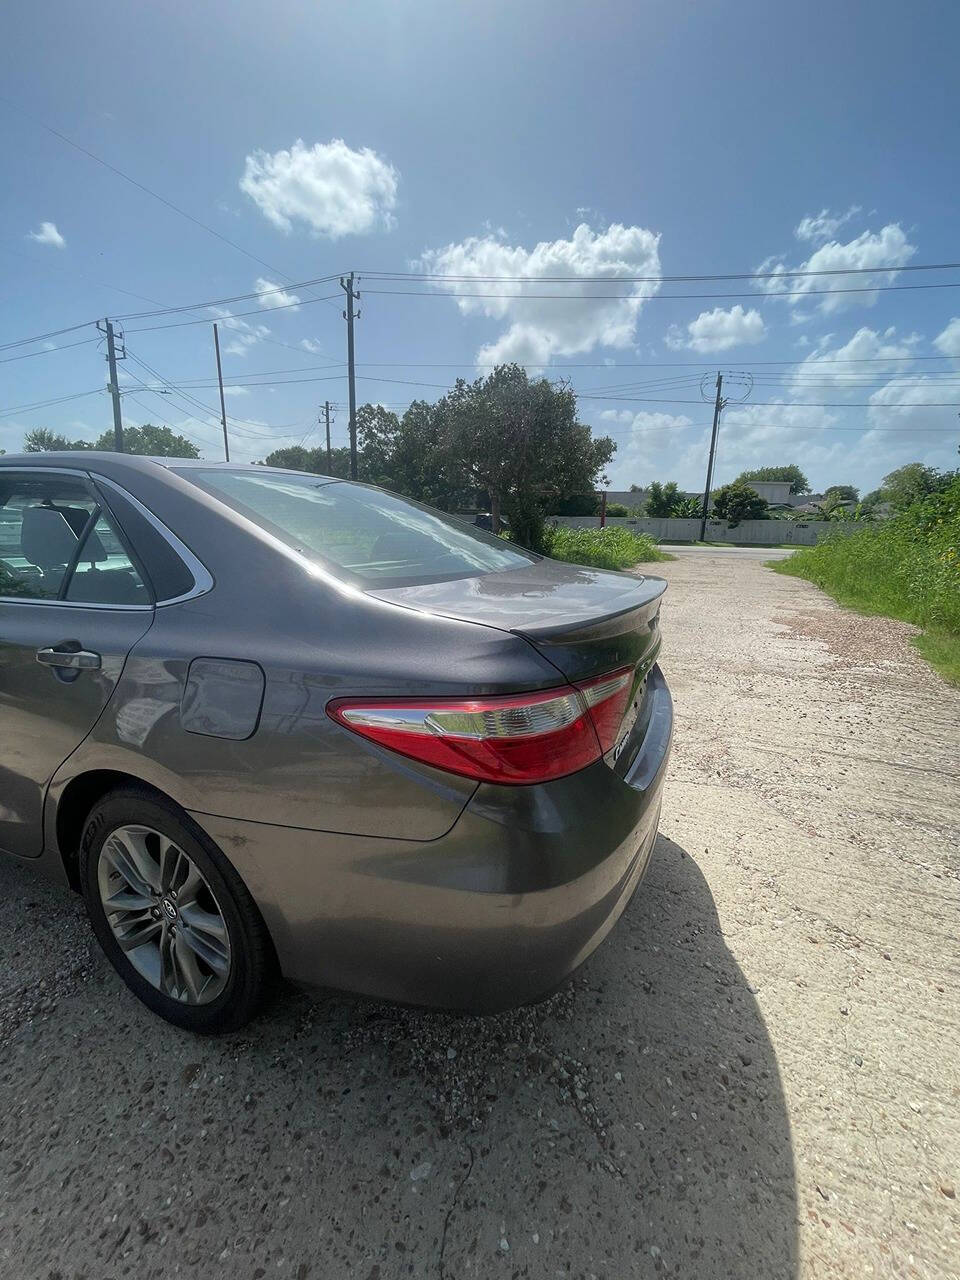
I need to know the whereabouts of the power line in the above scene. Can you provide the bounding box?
[362,281,960,302]
[0,321,98,354]
[124,293,342,334]
[358,260,960,283]
[0,94,299,279]
[576,393,960,408]
[0,337,99,365]
[113,273,344,321]
[0,388,105,420]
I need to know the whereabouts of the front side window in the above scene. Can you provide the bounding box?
[176,468,538,587]
[0,473,150,606]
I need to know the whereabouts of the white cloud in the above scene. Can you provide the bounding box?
[240,139,398,238]
[757,223,916,313]
[794,206,861,245]
[223,386,250,397]
[665,305,766,353]
[933,317,960,357]
[253,278,301,311]
[788,326,920,396]
[418,222,661,367]
[27,220,65,249]
[210,305,270,357]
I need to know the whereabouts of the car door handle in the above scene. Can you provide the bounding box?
[36,646,102,670]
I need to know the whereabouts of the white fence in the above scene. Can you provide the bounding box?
[547,515,853,546]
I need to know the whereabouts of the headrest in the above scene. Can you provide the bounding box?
[20,505,106,569]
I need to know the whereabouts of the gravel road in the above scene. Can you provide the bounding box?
[1,553,957,1279]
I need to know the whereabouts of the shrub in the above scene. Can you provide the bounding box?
[772,475,960,683]
[605,502,630,517]
[542,525,671,570]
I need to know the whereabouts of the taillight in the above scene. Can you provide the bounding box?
[577,665,634,754]
[327,664,635,785]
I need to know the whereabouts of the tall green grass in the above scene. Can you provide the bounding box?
[771,477,960,684]
[543,524,672,570]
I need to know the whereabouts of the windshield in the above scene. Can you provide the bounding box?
[175,468,537,587]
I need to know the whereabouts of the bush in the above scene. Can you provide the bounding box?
[772,476,960,683]
[542,525,671,570]
[605,502,629,517]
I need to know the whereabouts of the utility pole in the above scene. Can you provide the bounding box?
[699,372,725,542]
[212,322,230,461]
[340,273,359,480]
[324,400,332,473]
[100,318,125,452]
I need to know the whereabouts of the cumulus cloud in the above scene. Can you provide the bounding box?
[253,278,301,311]
[665,305,766,353]
[794,206,861,245]
[418,222,661,367]
[210,305,270,357]
[240,139,398,238]
[757,223,916,313]
[28,220,65,249]
[788,326,920,395]
[933,317,960,357]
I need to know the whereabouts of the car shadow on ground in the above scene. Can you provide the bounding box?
[0,836,797,1279]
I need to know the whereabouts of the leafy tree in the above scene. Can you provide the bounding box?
[875,463,952,511]
[823,484,859,504]
[606,502,629,517]
[712,482,768,525]
[552,493,600,516]
[23,428,92,452]
[439,366,615,548]
[736,464,810,495]
[671,495,703,518]
[644,481,682,517]
[93,424,199,457]
[261,444,351,476]
[23,423,199,458]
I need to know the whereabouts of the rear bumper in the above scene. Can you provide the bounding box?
[192,667,673,1011]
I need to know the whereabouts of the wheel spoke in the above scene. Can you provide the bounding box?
[115,911,161,953]
[178,912,230,975]
[103,829,160,897]
[103,887,155,913]
[173,933,206,1002]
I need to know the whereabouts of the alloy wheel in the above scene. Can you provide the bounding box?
[97,824,232,1005]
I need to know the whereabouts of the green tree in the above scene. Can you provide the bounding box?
[644,481,682,516]
[712,482,769,525]
[823,484,859,504]
[439,366,615,547]
[93,423,199,457]
[736,464,810,495]
[875,463,952,511]
[606,502,629,517]
[671,495,703,518]
[552,493,600,516]
[261,444,352,477]
[23,428,92,452]
[23,423,199,457]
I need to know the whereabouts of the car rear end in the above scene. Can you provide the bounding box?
[166,468,673,1009]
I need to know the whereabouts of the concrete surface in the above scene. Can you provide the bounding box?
[663,544,795,561]
[1,555,958,1279]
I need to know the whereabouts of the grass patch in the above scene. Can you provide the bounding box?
[543,525,672,570]
[769,477,960,685]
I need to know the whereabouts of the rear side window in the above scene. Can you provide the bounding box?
[96,481,196,601]
[175,468,537,587]
[0,473,150,606]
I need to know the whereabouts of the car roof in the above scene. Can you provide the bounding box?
[0,452,342,481]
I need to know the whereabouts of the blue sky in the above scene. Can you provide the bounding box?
[2,0,959,493]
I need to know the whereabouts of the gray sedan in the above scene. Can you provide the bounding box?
[0,454,672,1033]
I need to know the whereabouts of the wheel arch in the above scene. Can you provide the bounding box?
[54,769,188,891]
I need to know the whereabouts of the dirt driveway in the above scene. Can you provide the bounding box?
[1,553,957,1279]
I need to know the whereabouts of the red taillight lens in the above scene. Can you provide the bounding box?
[327,665,636,785]
[575,665,634,754]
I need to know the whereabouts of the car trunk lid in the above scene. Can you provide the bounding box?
[368,560,667,767]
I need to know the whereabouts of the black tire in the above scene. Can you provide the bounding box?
[80,786,274,1034]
